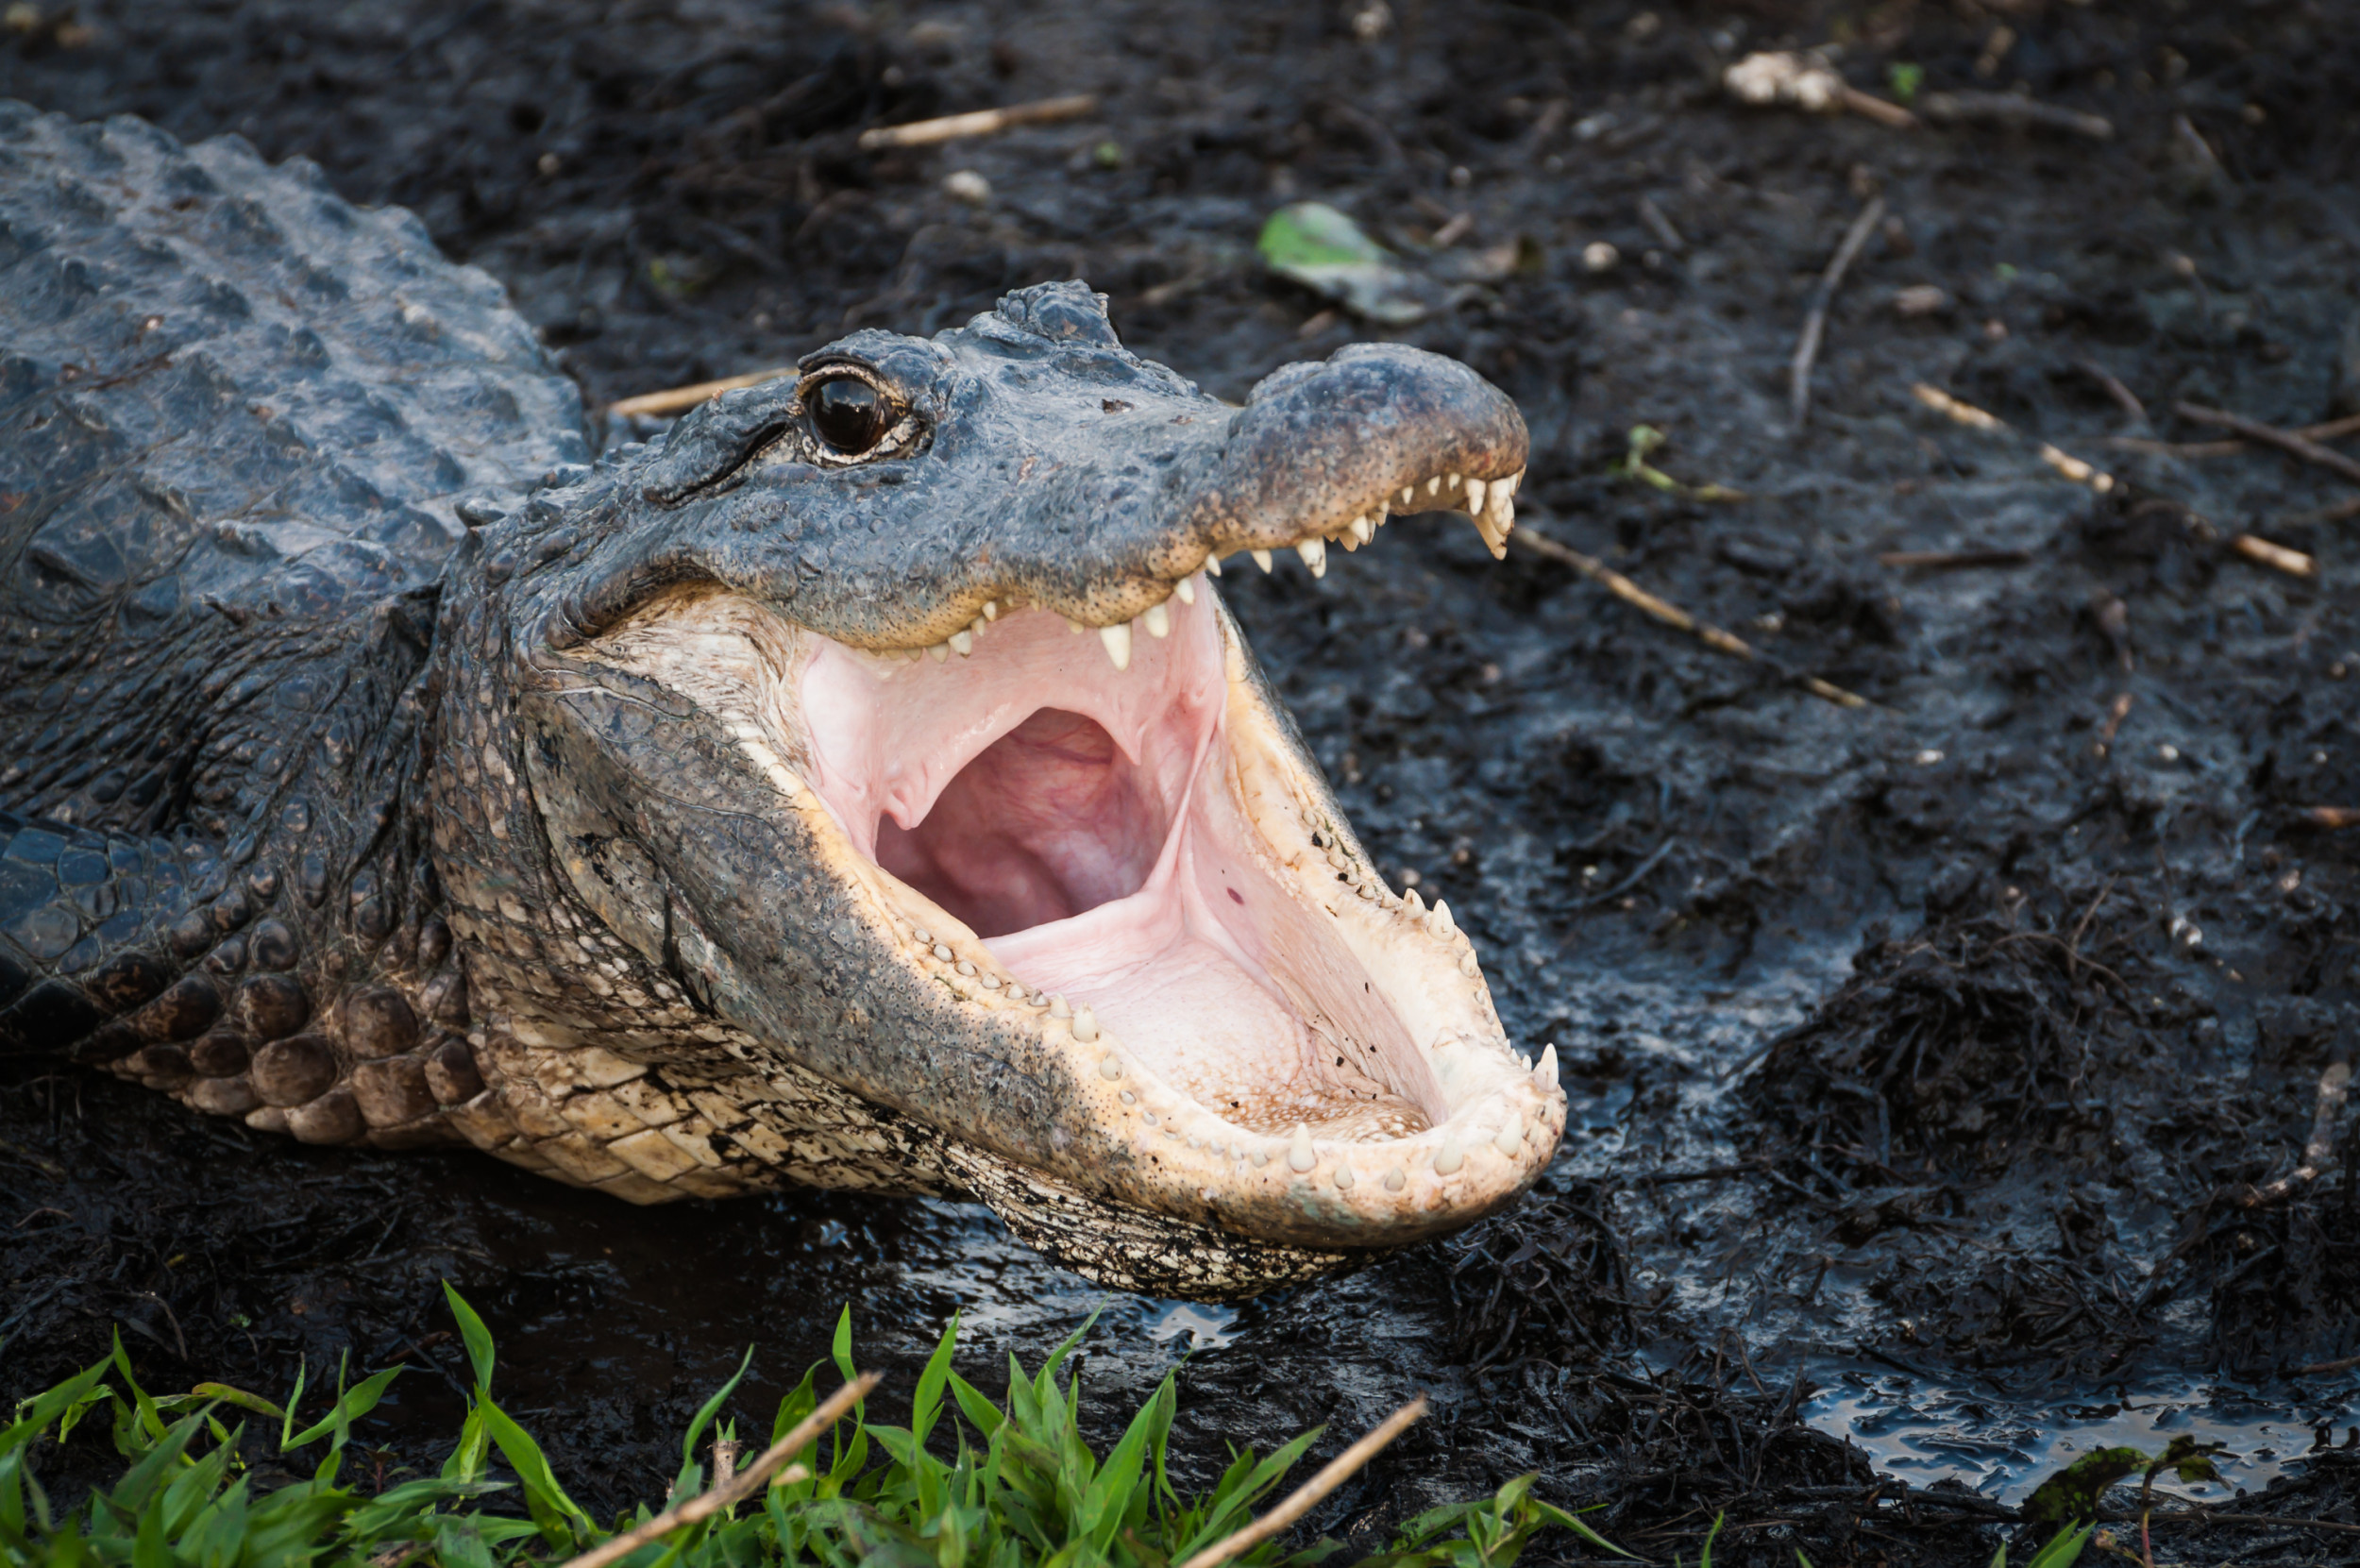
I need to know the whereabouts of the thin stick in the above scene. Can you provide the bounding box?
[1790,196,1885,430]
[1912,384,2318,578]
[2074,360,2147,425]
[857,94,1099,150]
[1174,1396,1427,1568]
[1877,548,2032,568]
[2242,1061,2352,1207]
[1916,90,2113,140]
[556,1374,880,1568]
[2305,806,2360,828]
[2148,1510,2360,1538]
[1514,528,1867,707]
[610,367,795,419]
[1837,86,1918,129]
[2175,401,2360,488]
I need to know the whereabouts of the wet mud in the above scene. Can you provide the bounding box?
[5,2,2359,1561]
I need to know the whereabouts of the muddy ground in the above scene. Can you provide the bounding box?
[4,1,2358,1562]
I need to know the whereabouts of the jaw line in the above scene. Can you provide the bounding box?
[578,566,1564,1251]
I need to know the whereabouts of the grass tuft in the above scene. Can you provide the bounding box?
[0,1289,1611,1568]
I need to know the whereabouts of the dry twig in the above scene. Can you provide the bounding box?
[1876,548,2032,569]
[556,1374,880,1568]
[2174,401,2360,488]
[610,367,794,419]
[2241,1060,2351,1207]
[1790,196,1885,430]
[1173,1397,1427,1568]
[1514,527,1867,708]
[1911,384,2317,578]
[1916,91,2113,140]
[857,94,1099,150]
[2304,806,2360,828]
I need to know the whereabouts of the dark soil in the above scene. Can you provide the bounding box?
[6,1,2360,1562]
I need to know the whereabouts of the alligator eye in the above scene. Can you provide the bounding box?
[808,377,890,454]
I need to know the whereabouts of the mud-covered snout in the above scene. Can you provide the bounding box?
[1203,342,1528,553]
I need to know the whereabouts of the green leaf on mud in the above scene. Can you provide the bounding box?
[2020,1445,2150,1528]
[1256,202,1436,326]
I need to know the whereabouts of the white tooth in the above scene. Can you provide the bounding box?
[955,959,976,975]
[1536,1042,1559,1083]
[1252,548,1273,573]
[1288,1123,1317,1173]
[1433,1131,1463,1175]
[1143,602,1171,638]
[1374,497,1390,522]
[1459,952,1480,976]
[1120,1089,1137,1104]
[1174,576,1195,604]
[911,926,932,944]
[1066,617,1086,633]
[1072,1003,1100,1043]
[1403,887,1424,912]
[1350,515,1374,546]
[982,599,999,620]
[1504,468,1524,496]
[1251,1150,1268,1167]
[1447,470,1462,487]
[1399,484,1415,505]
[1297,538,1325,577]
[1430,898,1455,935]
[1099,1054,1122,1080]
[949,630,973,657]
[1493,1115,1523,1156]
[1100,622,1132,670]
[979,971,1001,989]
[970,615,988,637]
[929,643,950,662]
[1466,477,1487,514]
[1049,993,1072,1020]
[1426,475,1441,496]
[932,943,953,962]
[1334,1163,1356,1189]
[1383,1166,1407,1191]
[1205,554,1222,576]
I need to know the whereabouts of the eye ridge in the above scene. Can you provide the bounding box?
[808,375,892,455]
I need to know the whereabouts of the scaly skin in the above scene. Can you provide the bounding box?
[0,104,1556,1297]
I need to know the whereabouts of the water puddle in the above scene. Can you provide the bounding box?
[1804,1364,2360,1507]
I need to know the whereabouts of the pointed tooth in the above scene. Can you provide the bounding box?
[1288,1123,1317,1173]
[1374,497,1390,523]
[1072,1003,1100,1043]
[1433,1129,1464,1175]
[949,630,974,657]
[1474,512,1509,561]
[1334,1162,1356,1189]
[929,642,950,662]
[1383,1166,1407,1192]
[1143,602,1171,638]
[1100,622,1133,670]
[1466,477,1487,514]
[1447,470,1462,488]
[1426,475,1441,496]
[1205,554,1222,576]
[1252,548,1273,573]
[1536,1042,1559,1083]
[1174,575,1196,604]
[1297,538,1326,577]
[1350,514,1374,546]
[1431,898,1454,935]
[982,599,999,620]
[1400,484,1416,505]
[971,615,988,637]
[1493,1114,1524,1156]
[1066,617,1087,633]
[1403,886,1424,912]
[1049,993,1072,1020]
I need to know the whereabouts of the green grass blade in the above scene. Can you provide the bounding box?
[2024,1522,2095,1568]
[283,1363,403,1450]
[681,1343,757,1470]
[441,1282,498,1391]
[478,1395,594,1546]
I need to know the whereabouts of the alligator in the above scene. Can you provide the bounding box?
[0,104,1562,1299]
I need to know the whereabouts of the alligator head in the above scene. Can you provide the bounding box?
[437,282,1559,1297]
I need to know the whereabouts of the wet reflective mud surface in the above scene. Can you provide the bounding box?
[5,3,2359,1561]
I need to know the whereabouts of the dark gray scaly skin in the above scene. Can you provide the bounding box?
[0,105,1540,1298]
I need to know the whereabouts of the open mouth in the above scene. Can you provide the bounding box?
[586,463,1562,1248]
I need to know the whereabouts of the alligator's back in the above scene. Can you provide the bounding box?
[0,103,586,835]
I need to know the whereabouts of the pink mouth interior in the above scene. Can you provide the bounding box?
[799,596,1440,1140]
